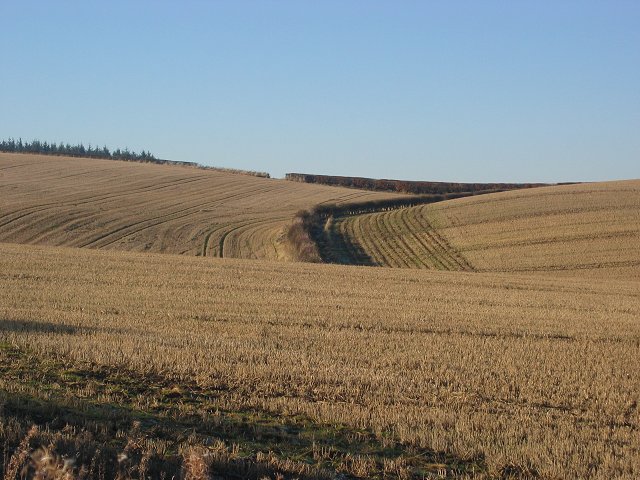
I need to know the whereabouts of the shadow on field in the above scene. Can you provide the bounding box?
[1,391,324,480]
[0,344,487,479]
[0,318,125,336]
[315,217,377,266]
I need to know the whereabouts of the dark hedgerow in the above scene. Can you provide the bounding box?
[285,172,553,195]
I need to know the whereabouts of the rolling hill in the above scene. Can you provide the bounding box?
[1,152,639,478]
[323,180,640,279]
[1,242,638,478]
[0,153,401,260]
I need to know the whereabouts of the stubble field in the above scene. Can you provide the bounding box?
[1,153,639,479]
[1,242,639,478]
[0,153,399,260]
[329,180,640,279]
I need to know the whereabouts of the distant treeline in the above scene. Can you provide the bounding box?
[0,137,157,162]
[285,173,549,195]
[0,137,271,177]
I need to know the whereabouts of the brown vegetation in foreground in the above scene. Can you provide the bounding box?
[1,243,639,478]
[0,153,400,261]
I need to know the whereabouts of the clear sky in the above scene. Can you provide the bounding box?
[1,1,638,182]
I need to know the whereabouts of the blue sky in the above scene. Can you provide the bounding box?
[1,1,638,181]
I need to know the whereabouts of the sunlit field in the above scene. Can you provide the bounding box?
[0,153,399,260]
[328,180,640,279]
[1,242,638,478]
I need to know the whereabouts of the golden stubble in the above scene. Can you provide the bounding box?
[0,153,399,261]
[1,242,639,478]
[335,180,640,280]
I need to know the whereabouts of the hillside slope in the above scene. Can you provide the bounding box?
[329,180,640,279]
[0,153,400,260]
[1,242,639,478]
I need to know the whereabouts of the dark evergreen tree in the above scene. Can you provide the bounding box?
[0,138,157,163]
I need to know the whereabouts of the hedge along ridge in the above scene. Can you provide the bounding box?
[285,173,551,195]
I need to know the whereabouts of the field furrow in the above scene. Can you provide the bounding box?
[397,208,446,269]
[329,204,473,271]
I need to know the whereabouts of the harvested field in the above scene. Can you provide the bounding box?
[326,206,474,269]
[330,180,640,279]
[2,153,640,478]
[1,242,639,478]
[0,153,400,260]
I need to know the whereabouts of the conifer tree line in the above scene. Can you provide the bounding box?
[0,137,156,162]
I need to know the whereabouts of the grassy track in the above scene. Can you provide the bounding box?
[0,153,401,260]
[1,242,639,478]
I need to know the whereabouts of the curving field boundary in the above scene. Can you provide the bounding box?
[286,192,484,269]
